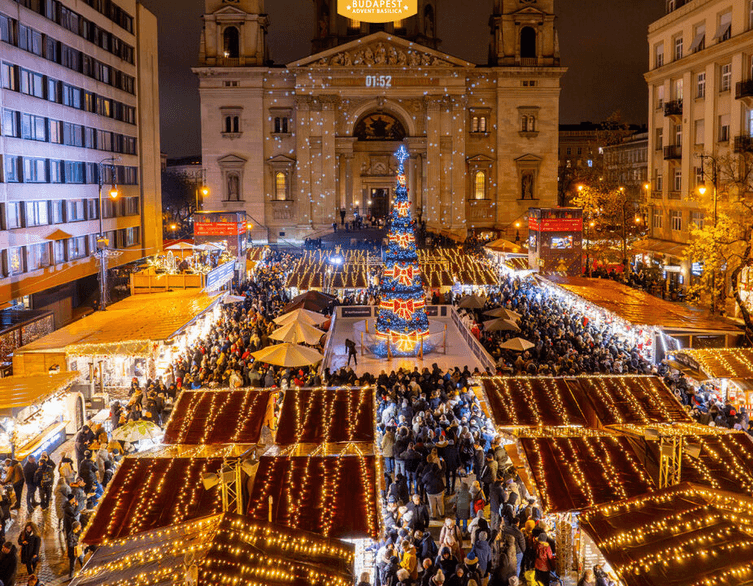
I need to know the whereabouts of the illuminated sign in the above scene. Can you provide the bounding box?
[194,221,246,236]
[338,0,417,23]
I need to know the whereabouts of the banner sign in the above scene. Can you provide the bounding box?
[528,218,583,233]
[341,307,374,318]
[205,262,235,291]
[194,222,246,236]
[338,0,418,23]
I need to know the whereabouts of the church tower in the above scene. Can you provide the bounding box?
[311,0,440,53]
[198,0,269,66]
[489,0,560,67]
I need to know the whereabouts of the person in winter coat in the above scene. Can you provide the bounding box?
[417,531,438,563]
[54,477,70,532]
[22,456,39,511]
[396,568,412,586]
[451,482,472,535]
[533,533,554,585]
[18,521,41,574]
[382,428,396,475]
[422,463,445,518]
[442,440,461,494]
[34,453,55,510]
[57,453,76,485]
[5,459,24,509]
[66,521,84,578]
[356,571,372,586]
[400,542,418,582]
[490,533,517,586]
[407,493,431,533]
[388,474,410,506]
[471,531,492,576]
[434,547,457,578]
[0,541,18,586]
[445,566,465,586]
[502,517,526,576]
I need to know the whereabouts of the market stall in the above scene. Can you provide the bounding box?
[541,276,741,363]
[162,389,271,445]
[248,445,381,540]
[82,444,249,546]
[0,372,83,460]
[12,290,222,390]
[71,512,355,586]
[670,347,753,409]
[418,249,499,292]
[579,483,753,586]
[275,387,375,445]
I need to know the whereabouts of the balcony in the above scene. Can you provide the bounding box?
[668,191,682,200]
[736,80,753,100]
[666,0,688,13]
[520,57,538,67]
[664,100,683,117]
[734,135,753,154]
[663,145,682,160]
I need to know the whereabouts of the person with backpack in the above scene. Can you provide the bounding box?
[34,453,54,510]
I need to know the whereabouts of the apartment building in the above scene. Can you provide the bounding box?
[645,0,753,282]
[0,0,161,325]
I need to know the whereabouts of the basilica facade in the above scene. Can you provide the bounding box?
[194,0,566,243]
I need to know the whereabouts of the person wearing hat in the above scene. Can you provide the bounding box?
[461,552,482,586]
[534,532,555,585]
[445,566,465,586]
[399,541,418,582]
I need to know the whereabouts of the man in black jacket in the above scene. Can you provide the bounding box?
[406,493,430,533]
[0,541,18,586]
[502,517,526,576]
[22,456,39,511]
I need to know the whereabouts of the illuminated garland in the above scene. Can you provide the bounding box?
[375,145,430,354]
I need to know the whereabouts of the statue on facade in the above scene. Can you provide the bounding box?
[228,173,240,201]
[521,172,533,200]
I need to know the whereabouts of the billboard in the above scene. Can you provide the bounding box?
[338,0,418,23]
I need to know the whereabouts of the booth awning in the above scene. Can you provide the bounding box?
[673,348,753,380]
[632,237,688,259]
[0,372,79,417]
[14,290,221,359]
[486,239,526,254]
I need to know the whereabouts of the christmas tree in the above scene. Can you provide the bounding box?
[375,145,430,355]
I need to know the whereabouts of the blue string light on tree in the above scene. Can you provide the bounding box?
[375,145,430,356]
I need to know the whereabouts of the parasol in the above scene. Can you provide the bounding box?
[284,291,336,313]
[270,321,326,345]
[273,308,328,327]
[483,307,521,321]
[483,318,521,333]
[457,294,487,309]
[251,343,324,367]
[500,338,535,352]
[164,242,195,251]
[223,295,246,304]
[111,420,163,443]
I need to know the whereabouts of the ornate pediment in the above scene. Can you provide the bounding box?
[288,32,475,69]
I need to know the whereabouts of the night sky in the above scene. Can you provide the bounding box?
[139,0,665,158]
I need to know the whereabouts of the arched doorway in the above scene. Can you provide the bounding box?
[353,112,408,222]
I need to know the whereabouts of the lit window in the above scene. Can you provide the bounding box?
[474,171,486,200]
[275,172,287,201]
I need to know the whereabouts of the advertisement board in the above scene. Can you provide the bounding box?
[338,0,418,23]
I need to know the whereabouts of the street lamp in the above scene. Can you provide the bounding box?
[514,221,521,243]
[697,153,719,314]
[97,156,120,311]
[196,184,209,212]
[586,220,595,277]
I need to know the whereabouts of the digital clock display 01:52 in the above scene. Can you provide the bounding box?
[365,75,393,88]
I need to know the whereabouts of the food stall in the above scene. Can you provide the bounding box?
[0,372,84,460]
[12,290,222,390]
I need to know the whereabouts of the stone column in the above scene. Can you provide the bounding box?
[426,97,441,227]
[295,96,313,227]
[320,96,337,226]
[345,154,354,216]
[452,97,468,235]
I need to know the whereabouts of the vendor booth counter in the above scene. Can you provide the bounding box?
[0,372,84,460]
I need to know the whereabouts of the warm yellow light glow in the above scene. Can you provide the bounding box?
[109,187,119,199]
[577,184,584,191]
[170,224,177,230]
[698,185,707,195]
[589,221,595,228]
[201,186,209,196]
[515,221,521,228]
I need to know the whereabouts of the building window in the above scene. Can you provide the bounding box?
[694,119,705,145]
[656,172,663,191]
[674,169,682,191]
[719,114,730,142]
[6,202,22,229]
[273,117,289,134]
[223,27,240,59]
[521,115,536,132]
[694,166,704,188]
[674,35,683,60]
[674,78,683,101]
[25,201,49,227]
[68,236,87,260]
[655,42,664,68]
[653,209,663,229]
[656,85,665,108]
[474,171,486,200]
[675,123,682,146]
[697,72,705,98]
[690,24,705,53]
[520,27,536,59]
[67,200,85,222]
[671,210,682,231]
[27,243,50,271]
[23,158,47,183]
[224,116,239,134]
[720,63,732,92]
[714,11,732,42]
[655,128,663,150]
[691,211,705,229]
[53,240,66,264]
[9,247,25,275]
[275,172,288,201]
[471,116,479,133]
[2,109,19,137]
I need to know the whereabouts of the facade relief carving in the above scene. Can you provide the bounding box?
[313,42,454,68]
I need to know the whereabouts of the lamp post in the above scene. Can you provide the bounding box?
[196,183,209,212]
[514,221,521,243]
[697,154,719,314]
[586,221,595,277]
[97,157,120,311]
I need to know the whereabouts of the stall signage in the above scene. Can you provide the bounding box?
[194,221,246,236]
[205,262,235,291]
[528,218,583,232]
[341,307,373,318]
[26,427,66,461]
[692,262,704,276]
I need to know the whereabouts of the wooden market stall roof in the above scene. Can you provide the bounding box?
[162,389,271,445]
[673,347,753,380]
[480,377,588,428]
[517,431,655,513]
[571,376,693,427]
[71,512,355,586]
[80,445,248,545]
[275,387,375,445]
[0,372,79,416]
[14,290,221,360]
[579,483,753,586]
[248,451,380,540]
[545,276,738,332]
[479,376,691,430]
